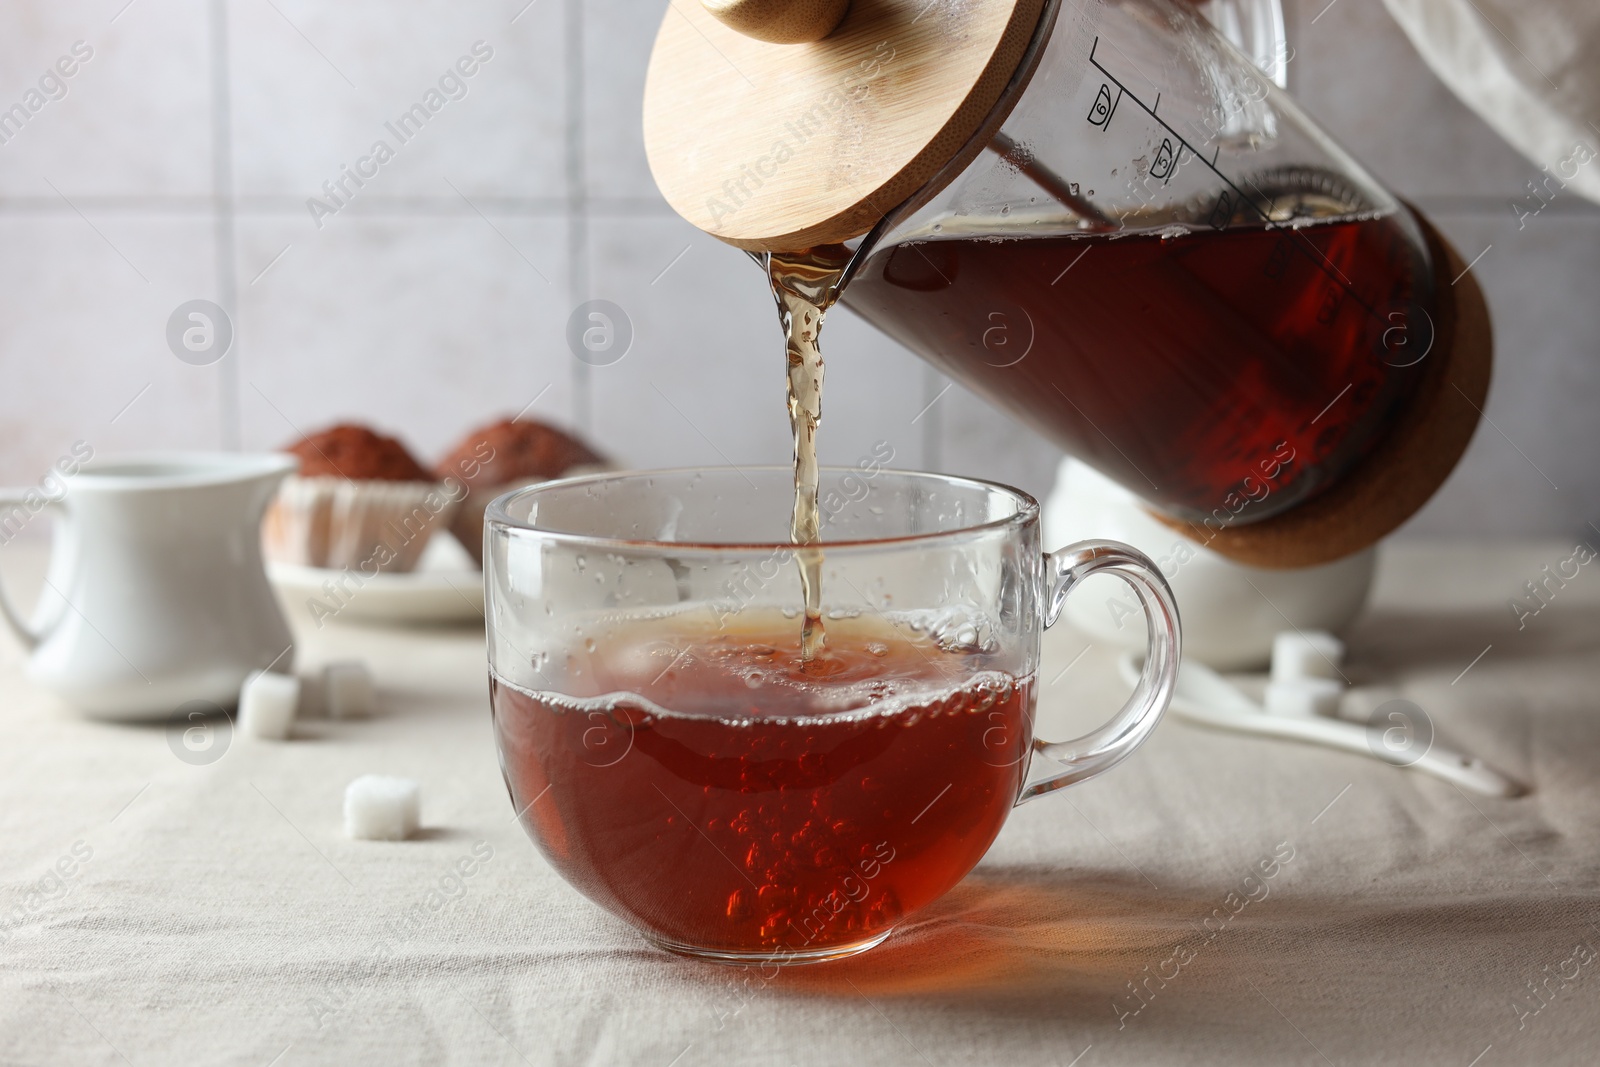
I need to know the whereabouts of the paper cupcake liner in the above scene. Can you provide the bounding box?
[264,476,462,574]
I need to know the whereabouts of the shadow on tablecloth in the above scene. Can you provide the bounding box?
[769,864,1600,1035]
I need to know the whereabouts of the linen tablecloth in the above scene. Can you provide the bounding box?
[2,540,1598,1065]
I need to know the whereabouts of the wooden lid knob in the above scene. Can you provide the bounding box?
[645,0,1049,251]
[702,0,852,44]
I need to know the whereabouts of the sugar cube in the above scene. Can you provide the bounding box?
[238,670,300,740]
[1265,677,1343,718]
[1270,630,1345,682]
[344,775,420,841]
[324,661,375,719]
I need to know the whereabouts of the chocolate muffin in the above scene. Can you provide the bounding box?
[285,425,435,482]
[436,418,608,565]
[263,423,461,575]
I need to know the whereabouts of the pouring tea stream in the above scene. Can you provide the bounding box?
[644,0,1492,571]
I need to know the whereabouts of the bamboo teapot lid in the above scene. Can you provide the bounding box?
[643,0,1048,251]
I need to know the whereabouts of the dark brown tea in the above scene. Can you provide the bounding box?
[492,614,1034,958]
[843,211,1434,524]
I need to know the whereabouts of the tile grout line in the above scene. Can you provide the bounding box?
[6,196,1597,219]
[921,364,945,472]
[565,0,591,437]
[0,197,675,216]
[210,0,242,451]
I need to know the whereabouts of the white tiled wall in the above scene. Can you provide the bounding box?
[1286,0,1600,540]
[1,0,1596,539]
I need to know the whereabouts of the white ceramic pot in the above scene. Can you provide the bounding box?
[1043,459,1376,671]
[0,452,297,720]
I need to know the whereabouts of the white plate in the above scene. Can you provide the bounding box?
[269,536,484,626]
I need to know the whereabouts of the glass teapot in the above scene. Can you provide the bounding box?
[643,0,1491,568]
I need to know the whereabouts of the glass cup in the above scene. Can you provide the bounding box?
[486,466,1180,964]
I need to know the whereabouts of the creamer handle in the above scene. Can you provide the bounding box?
[0,489,67,651]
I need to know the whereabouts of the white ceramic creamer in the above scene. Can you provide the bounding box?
[0,452,296,720]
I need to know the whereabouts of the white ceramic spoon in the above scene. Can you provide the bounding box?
[1118,653,1524,797]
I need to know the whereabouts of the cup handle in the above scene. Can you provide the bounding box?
[1017,540,1182,803]
[0,489,67,651]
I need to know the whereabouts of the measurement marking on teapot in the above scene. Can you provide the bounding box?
[1088,36,1261,217]
[1087,36,1380,318]
[1086,82,1123,129]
